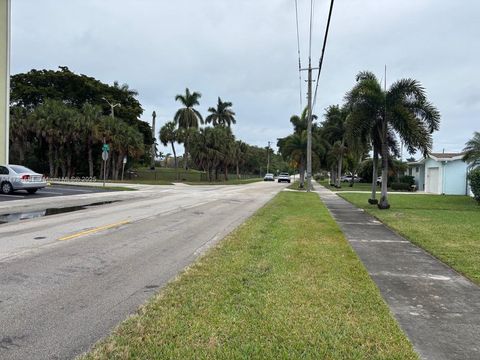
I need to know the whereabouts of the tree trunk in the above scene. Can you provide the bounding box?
[369,149,379,204]
[48,142,55,177]
[224,163,228,181]
[110,152,115,180]
[88,141,94,178]
[378,123,390,209]
[299,159,305,188]
[116,152,124,180]
[236,161,240,179]
[184,136,189,171]
[171,141,178,181]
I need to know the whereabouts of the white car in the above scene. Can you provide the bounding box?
[277,172,291,183]
[0,164,47,194]
[263,173,274,181]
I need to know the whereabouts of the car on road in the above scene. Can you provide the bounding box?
[0,165,47,194]
[277,172,291,183]
[376,176,382,185]
[264,173,274,181]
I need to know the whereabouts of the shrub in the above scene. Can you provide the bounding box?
[468,168,480,203]
[399,175,415,186]
[391,182,411,191]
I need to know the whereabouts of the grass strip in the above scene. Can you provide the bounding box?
[83,192,417,360]
[183,178,262,186]
[339,193,480,285]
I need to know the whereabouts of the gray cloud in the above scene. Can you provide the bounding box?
[11,0,480,154]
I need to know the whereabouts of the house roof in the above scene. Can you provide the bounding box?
[407,152,465,165]
[430,152,464,159]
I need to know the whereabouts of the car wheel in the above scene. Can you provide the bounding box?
[1,181,14,194]
[27,188,38,194]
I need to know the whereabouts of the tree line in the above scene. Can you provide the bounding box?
[159,89,289,181]
[278,70,441,209]
[9,67,153,179]
[9,67,288,181]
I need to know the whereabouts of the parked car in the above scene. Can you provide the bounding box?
[341,175,362,183]
[0,165,47,194]
[277,172,291,183]
[263,173,274,181]
[376,176,382,185]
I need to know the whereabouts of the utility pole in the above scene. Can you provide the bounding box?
[0,0,10,165]
[151,111,156,170]
[267,141,271,174]
[306,58,313,192]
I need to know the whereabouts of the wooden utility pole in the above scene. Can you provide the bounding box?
[150,111,156,170]
[306,58,313,192]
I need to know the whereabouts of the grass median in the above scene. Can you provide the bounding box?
[83,192,417,360]
[339,193,480,285]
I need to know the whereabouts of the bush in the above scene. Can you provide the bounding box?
[399,175,415,186]
[391,182,411,191]
[468,168,480,203]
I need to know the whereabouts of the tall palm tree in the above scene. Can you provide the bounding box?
[159,121,179,179]
[205,97,236,127]
[347,71,440,209]
[174,88,203,170]
[463,132,480,165]
[80,103,104,177]
[322,105,349,188]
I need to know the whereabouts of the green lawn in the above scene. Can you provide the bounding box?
[318,180,410,192]
[83,192,417,360]
[339,193,480,285]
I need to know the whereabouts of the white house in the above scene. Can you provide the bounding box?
[407,152,471,195]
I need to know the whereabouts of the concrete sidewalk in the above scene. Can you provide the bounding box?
[316,185,480,360]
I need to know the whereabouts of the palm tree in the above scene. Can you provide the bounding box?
[463,132,480,165]
[322,105,348,188]
[205,97,236,127]
[278,131,308,187]
[347,71,440,209]
[159,121,179,179]
[80,103,104,177]
[174,88,203,170]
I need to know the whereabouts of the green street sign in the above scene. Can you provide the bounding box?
[102,144,110,152]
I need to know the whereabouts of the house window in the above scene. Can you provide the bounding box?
[415,166,419,173]
[409,168,412,176]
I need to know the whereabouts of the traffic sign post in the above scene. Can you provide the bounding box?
[102,144,109,187]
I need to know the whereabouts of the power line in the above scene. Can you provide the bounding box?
[312,0,335,111]
[294,0,303,110]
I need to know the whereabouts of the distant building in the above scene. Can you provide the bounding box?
[407,152,471,195]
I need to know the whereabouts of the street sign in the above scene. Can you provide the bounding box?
[123,156,127,164]
[102,144,110,152]
[102,151,109,161]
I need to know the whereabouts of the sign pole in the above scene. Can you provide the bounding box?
[0,0,10,164]
[102,142,109,187]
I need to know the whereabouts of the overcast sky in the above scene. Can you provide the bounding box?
[11,0,480,156]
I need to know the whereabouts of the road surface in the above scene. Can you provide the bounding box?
[0,181,286,360]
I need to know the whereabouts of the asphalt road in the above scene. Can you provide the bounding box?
[0,184,112,202]
[0,181,287,360]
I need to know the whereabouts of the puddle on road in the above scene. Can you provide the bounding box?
[0,201,119,225]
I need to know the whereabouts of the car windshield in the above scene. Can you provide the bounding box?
[9,165,34,174]
[280,173,289,176]
[265,174,273,176]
